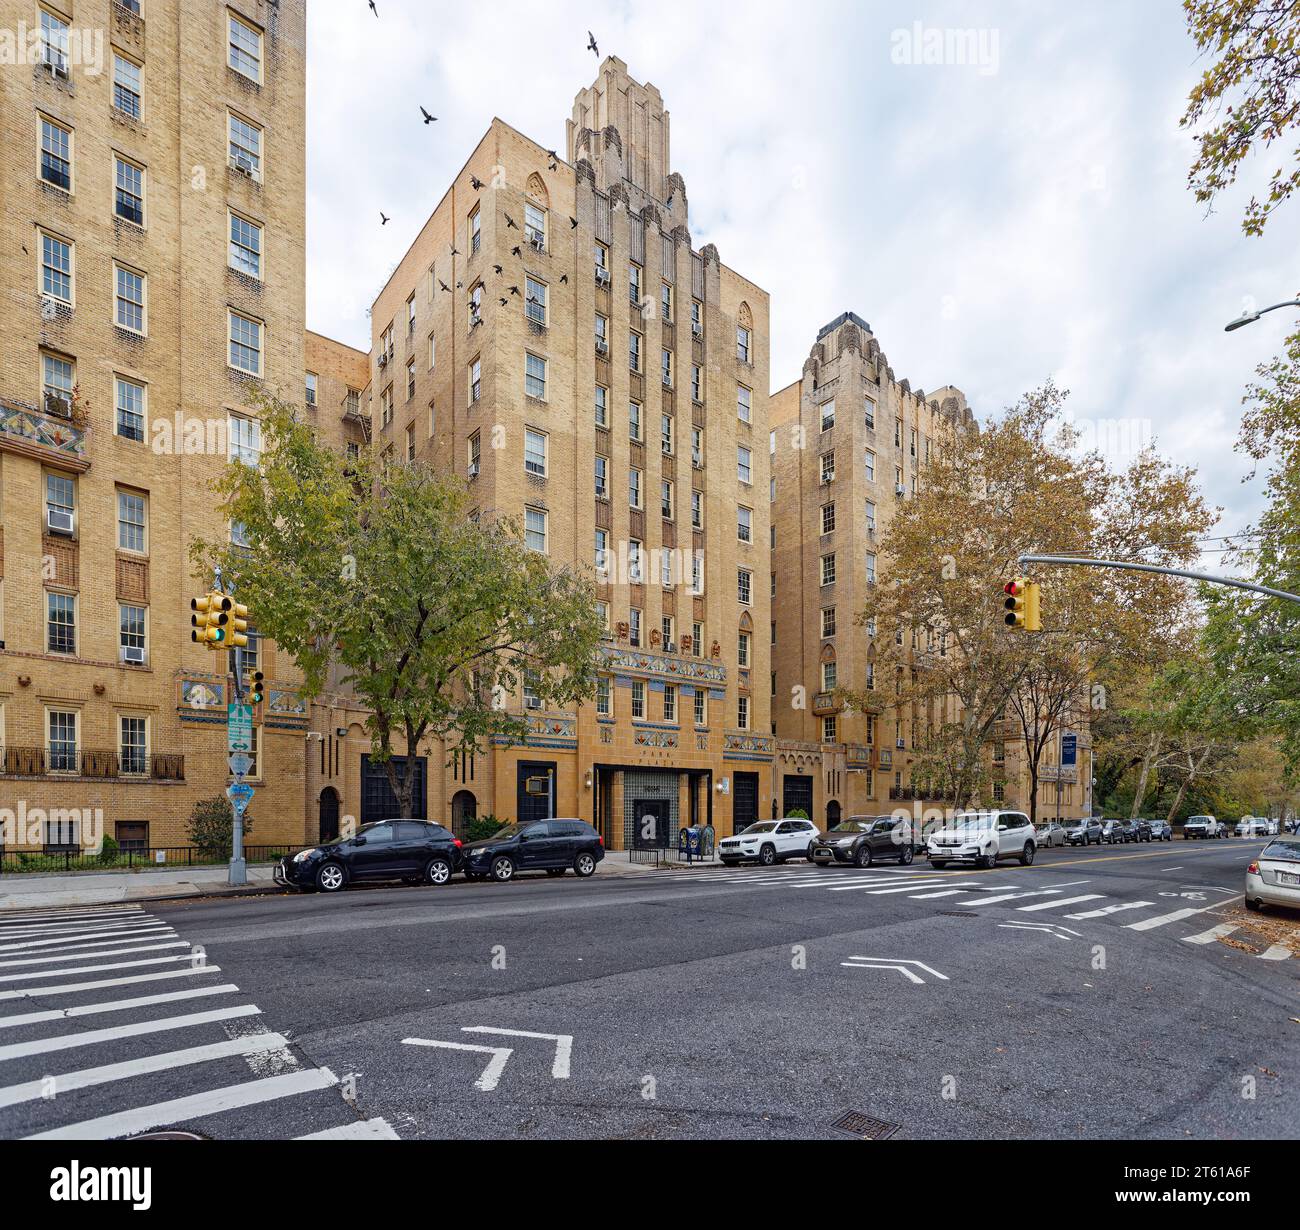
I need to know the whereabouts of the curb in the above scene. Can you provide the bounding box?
[0,883,286,916]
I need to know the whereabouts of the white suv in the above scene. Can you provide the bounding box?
[927,810,1036,869]
[719,818,820,867]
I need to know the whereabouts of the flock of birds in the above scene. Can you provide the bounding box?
[367,6,604,326]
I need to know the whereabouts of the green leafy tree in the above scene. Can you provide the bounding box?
[187,795,247,857]
[192,396,605,819]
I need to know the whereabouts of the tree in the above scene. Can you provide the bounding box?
[187,795,247,857]
[1181,0,1300,236]
[192,396,605,819]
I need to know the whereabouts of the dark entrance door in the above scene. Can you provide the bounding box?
[319,788,340,843]
[783,775,814,819]
[633,800,670,849]
[516,762,556,825]
[826,799,842,829]
[733,772,759,835]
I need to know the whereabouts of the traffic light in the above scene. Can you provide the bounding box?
[1003,577,1042,632]
[226,601,250,650]
[190,592,232,647]
[249,671,265,706]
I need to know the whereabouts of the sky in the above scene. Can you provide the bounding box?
[305,0,1300,555]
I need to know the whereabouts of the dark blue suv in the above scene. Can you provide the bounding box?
[463,819,605,883]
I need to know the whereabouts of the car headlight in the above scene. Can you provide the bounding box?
[293,849,318,863]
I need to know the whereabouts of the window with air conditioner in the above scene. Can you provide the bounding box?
[45,472,75,536]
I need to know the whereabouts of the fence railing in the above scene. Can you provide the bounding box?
[1,746,185,781]
[0,845,300,875]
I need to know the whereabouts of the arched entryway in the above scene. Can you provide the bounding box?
[451,789,477,840]
[318,788,340,843]
[826,800,842,829]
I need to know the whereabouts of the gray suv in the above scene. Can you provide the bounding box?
[1065,818,1103,846]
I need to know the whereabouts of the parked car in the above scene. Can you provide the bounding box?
[1245,837,1300,912]
[1183,815,1224,839]
[1131,818,1153,842]
[719,818,821,867]
[1035,821,1069,848]
[1146,819,1173,841]
[927,810,1036,869]
[275,820,464,893]
[1236,816,1271,838]
[1065,818,1102,846]
[1100,820,1127,845]
[811,816,914,868]
[461,819,604,883]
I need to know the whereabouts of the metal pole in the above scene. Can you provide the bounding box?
[222,570,247,887]
[1018,555,1300,606]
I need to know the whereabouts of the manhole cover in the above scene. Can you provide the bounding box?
[938,911,978,917]
[830,1110,899,1140]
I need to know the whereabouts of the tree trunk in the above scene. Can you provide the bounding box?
[1130,732,1162,819]
[1164,747,1214,825]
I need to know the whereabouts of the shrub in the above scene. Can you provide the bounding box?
[786,808,810,821]
[97,834,120,866]
[186,796,253,858]
[466,814,509,842]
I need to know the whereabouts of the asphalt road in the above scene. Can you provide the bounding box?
[1,838,1296,1141]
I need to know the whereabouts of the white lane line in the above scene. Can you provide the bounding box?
[1016,894,1105,912]
[794,876,928,890]
[952,890,1063,907]
[1160,867,1183,871]
[0,965,223,1002]
[0,942,189,970]
[0,1033,292,1111]
[25,1066,340,1140]
[0,916,159,938]
[0,907,145,926]
[0,984,240,1029]
[297,1118,400,1141]
[0,925,174,953]
[1126,901,1227,932]
[0,1004,262,1062]
[0,953,202,984]
[908,888,978,899]
[1258,944,1293,962]
[1066,901,1152,920]
[1182,924,1239,946]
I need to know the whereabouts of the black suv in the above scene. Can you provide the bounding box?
[275,821,463,893]
[463,819,605,883]
[810,816,915,868]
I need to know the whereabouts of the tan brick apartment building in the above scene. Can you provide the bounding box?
[770,312,1092,826]
[0,0,312,853]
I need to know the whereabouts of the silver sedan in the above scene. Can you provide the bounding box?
[1246,838,1300,913]
[1035,822,1069,848]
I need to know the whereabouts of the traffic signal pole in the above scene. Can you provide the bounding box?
[1018,555,1300,606]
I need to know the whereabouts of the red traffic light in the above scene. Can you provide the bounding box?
[1003,580,1022,597]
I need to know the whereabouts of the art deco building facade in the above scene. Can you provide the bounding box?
[769,312,1091,824]
[360,59,775,845]
[0,0,311,852]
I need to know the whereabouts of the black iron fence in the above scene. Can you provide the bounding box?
[1,746,185,780]
[0,845,300,875]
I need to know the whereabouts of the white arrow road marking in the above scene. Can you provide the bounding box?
[402,1038,514,1091]
[297,1117,400,1140]
[1066,901,1152,920]
[461,1027,573,1079]
[998,922,1081,939]
[841,957,949,983]
[841,961,924,984]
[1182,924,1239,946]
[1258,944,1293,962]
[1016,894,1104,912]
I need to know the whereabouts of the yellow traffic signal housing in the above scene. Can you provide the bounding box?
[1003,578,1042,632]
[249,671,266,705]
[190,592,232,647]
[1025,581,1042,632]
[227,602,250,649]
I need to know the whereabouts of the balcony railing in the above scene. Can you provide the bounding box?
[1,747,184,781]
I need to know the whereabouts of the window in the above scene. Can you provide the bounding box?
[661,413,674,455]
[866,553,878,584]
[629,400,643,441]
[48,710,78,775]
[631,680,646,720]
[119,715,148,774]
[910,427,918,457]
[114,264,145,332]
[231,520,251,549]
[114,156,144,225]
[595,313,608,352]
[381,323,394,360]
[821,554,836,586]
[525,352,547,399]
[662,282,673,321]
[594,386,608,431]
[595,243,609,279]
[526,276,547,325]
[119,604,147,665]
[117,490,147,553]
[694,690,707,727]
[691,299,703,334]
[523,672,542,711]
[595,455,608,498]
[822,607,836,639]
[738,569,752,605]
[895,419,903,448]
[865,397,876,429]
[823,715,838,743]
[738,695,750,731]
[40,9,69,72]
[229,414,261,466]
[661,479,674,520]
[525,427,547,477]
[596,676,612,717]
[225,211,262,278]
[822,661,837,691]
[821,452,836,484]
[116,377,145,442]
[692,426,704,468]
[737,325,752,364]
[467,432,481,475]
[629,331,642,372]
[229,12,263,81]
[738,506,752,543]
[630,607,642,647]
[595,529,609,573]
[41,232,72,302]
[865,449,876,483]
[301,372,318,410]
[469,358,482,403]
[693,621,705,659]
[661,348,673,388]
[228,112,262,176]
[821,502,836,535]
[663,685,677,722]
[867,662,876,690]
[691,364,703,402]
[467,282,483,328]
[43,353,74,415]
[380,385,393,427]
[738,631,751,668]
[866,500,877,533]
[525,507,547,553]
[40,117,72,190]
[629,541,644,584]
[691,490,703,530]
[46,472,75,531]
[661,549,674,588]
[525,203,546,249]
[629,468,642,509]
[692,553,704,595]
[821,400,836,432]
[738,445,752,484]
[737,385,752,424]
[403,358,415,401]
[229,311,262,374]
[48,592,76,654]
[406,423,416,462]
[629,262,642,303]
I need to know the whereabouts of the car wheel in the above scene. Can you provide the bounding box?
[490,855,516,883]
[1020,842,1036,867]
[854,844,872,869]
[807,844,818,863]
[981,853,997,870]
[425,857,452,887]
[316,862,345,893]
[574,852,597,878]
[758,844,777,866]
[1246,896,1263,913]
[899,844,914,866]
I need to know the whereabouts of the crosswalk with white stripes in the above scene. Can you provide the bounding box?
[655,865,1296,959]
[0,904,397,1140]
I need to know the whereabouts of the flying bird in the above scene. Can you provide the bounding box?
[420,107,436,124]
[471,175,484,191]
[380,211,390,225]
[493,264,503,275]
[587,31,598,55]
[499,297,508,307]
[560,274,569,284]
[439,279,452,293]
[509,286,521,297]
[511,245,522,257]
[570,216,579,229]
[369,0,378,16]
[449,245,459,256]
[505,213,519,230]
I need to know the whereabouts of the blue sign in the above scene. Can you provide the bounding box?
[1061,734,1078,767]
[226,781,254,815]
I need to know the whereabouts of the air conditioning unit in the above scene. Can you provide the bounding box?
[467,462,480,478]
[377,353,388,369]
[47,507,75,536]
[230,153,255,176]
[896,738,906,750]
[691,322,703,338]
[662,375,672,388]
[45,392,72,419]
[45,57,69,80]
[692,452,703,469]
[595,339,608,355]
[895,484,906,496]
[661,440,672,455]
[665,642,676,655]
[528,234,546,251]
[595,267,611,286]
[525,696,542,710]
[122,646,146,665]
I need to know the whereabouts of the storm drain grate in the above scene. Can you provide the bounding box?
[938,910,978,918]
[830,1110,900,1140]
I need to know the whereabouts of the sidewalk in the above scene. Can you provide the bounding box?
[0,850,721,912]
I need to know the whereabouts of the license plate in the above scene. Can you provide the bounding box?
[1277,871,1300,886]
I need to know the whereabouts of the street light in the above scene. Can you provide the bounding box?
[1224,299,1300,332]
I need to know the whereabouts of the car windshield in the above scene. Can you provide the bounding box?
[951,814,994,832]
[485,824,524,840]
[743,823,778,835]
[1261,841,1300,863]
[830,822,870,834]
